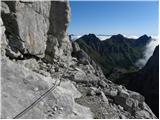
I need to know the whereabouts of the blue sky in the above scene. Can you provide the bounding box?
[68,1,158,37]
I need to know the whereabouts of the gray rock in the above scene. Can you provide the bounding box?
[1,2,10,14]
[1,1,72,60]
[104,88,118,97]
[1,58,93,119]
[90,90,96,96]
[119,89,130,98]
[38,70,51,77]
[98,80,107,88]
[74,70,86,82]
[15,1,52,57]
[119,114,126,119]
[129,91,145,102]
[72,41,80,53]
[118,105,124,111]
[114,88,136,111]
[17,58,39,70]
[0,18,8,56]
[126,98,138,109]
[101,91,109,104]
[90,87,101,95]
[134,110,154,119]
[116,85,126,91]
[45,1,72,63]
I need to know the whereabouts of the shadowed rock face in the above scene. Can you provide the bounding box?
[128,45,159,117]
[1,1,157,119]
[45,1,72,63]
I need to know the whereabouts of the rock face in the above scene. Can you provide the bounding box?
[128,45,159,117]
[1,1,157,119]
[1,1,72,62]
[45,1,72,63]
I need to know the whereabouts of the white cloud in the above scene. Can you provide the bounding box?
[123,34,139,39]
[96,35,111,40]
[70,35,82,41]
[135,38,159,68]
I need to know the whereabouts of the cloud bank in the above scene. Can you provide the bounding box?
[96,35,112,40]
[135,38,159,68]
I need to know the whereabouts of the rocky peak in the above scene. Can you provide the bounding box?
[77,34,102,53]
[135,34,151,46]
[138,34,151,40]
[80,33,101,43]
[88,33,98,38]
[110,34,124,41]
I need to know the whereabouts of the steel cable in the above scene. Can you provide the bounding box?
[13,44,70,119]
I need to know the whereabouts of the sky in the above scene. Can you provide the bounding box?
[68,1,159,37]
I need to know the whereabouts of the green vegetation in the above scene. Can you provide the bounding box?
[76,34,150,78]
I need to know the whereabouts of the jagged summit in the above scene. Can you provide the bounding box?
[138,34,151,40]
[80,33,101,42]
[135,34,151,46]
[109,34,124,40]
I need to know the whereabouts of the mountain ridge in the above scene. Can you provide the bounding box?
[76,33,152,77]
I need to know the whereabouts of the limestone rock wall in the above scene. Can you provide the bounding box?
[1,1,72,61]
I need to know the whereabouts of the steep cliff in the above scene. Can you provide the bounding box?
[128,45,159,117]
[1,1,72,62]
[1,1,157,119]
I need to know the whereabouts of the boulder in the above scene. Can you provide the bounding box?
[134,110,151,119]
[129,91,145,102]
[98,80,108,88]
[101,91,109,104]
[104,88,118,97]
[73,70,87,82]
[90,87,101,95]
[118,89,130,98]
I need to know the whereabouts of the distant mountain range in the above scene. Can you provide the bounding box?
[70,34,112,41]
[69,34,157,41]
[75,33,152,77]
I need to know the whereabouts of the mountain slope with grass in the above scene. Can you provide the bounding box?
[76,34,151,77]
